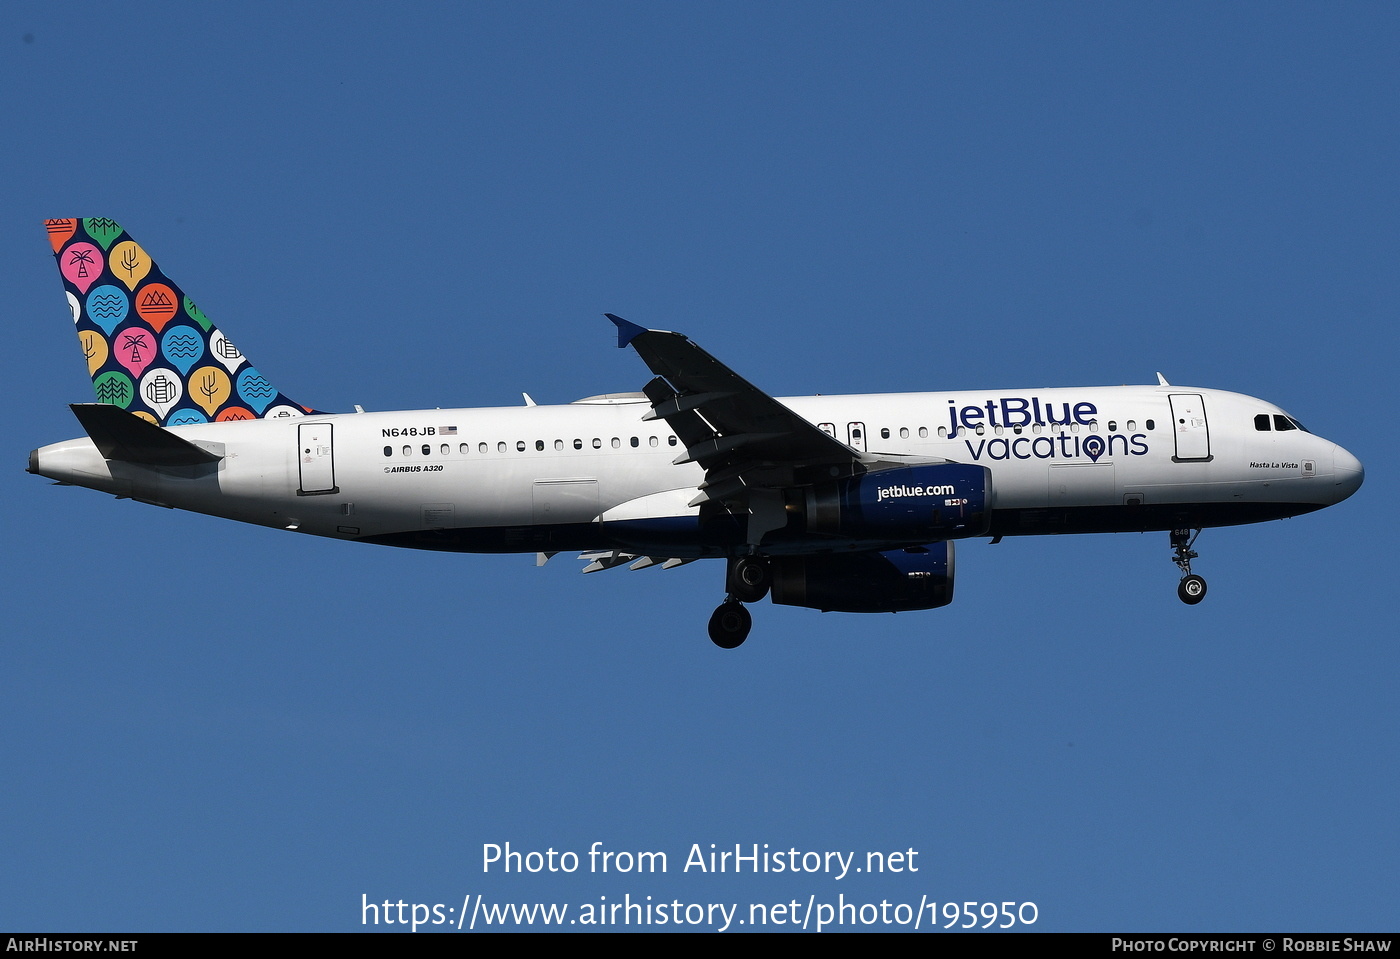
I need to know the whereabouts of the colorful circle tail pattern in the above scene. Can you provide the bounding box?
[47,218,321,426]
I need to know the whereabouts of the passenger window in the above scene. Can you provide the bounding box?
[592,438,602,449]
[880,428,890,439]
[918,427,927,438]
[421,445,431,456]
[668,436,678,446]
[630,436,639,448]
[649,436,658,448]
[1146,419,1155,430]
[1108,421,1117,431]
[440,444,449,455]
[1126,420,1136,431]
[383,446,392,457]
[1255,414,1271,431]
[516,441,526,452]
[479,442,487,454]
[938,427,947,438]
[574,438,583,450]
[554,439,564,451]
[975,425,985,436]
[497,441,507,453]
[611,437,621,449]
[403,445,411,456]
[460,443,469,454]
[536,440,545,451]
[900,427,909,438]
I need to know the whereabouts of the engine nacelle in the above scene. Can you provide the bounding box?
[804,464,991,542]
[771,543,955,613]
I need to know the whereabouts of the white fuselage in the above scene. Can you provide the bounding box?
[31,384,1363,556]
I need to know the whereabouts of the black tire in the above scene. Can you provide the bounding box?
[708,601,752,648]
[1178,574,1207,605]
[730,556,771,603]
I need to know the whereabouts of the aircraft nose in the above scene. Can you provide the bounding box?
[1332,443,1364,502]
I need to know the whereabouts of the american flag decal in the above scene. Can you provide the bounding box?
[441,426,458,435]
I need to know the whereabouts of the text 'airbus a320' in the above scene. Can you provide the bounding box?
[30,218,1363,646]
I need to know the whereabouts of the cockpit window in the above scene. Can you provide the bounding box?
[1255,413,1271,431]
[1273,414,1297,432]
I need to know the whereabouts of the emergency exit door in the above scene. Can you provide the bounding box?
[297,423,338,495]
[847,422,867,452]
[1168,394,1211,461]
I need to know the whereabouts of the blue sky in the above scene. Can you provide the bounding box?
[2,2,1395,932]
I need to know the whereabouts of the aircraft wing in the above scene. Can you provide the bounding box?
[607,314,863,506]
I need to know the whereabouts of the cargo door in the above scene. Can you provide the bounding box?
[532,479,601,526]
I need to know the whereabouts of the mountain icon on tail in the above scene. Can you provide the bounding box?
[46,217,320,426]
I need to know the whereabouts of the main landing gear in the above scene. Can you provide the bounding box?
[707,556,771,648]
[1171,528,1207,605]
[708,601,751,649]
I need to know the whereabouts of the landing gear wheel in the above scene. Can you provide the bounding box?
[708,601,752,648]
[1178,574,1207,605]
[1170,528,1206,604]
[729,556,771,603]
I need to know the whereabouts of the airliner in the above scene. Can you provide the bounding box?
[29,218,1364,647]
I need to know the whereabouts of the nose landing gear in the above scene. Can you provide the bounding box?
[1171,528,1207,605]
[1178,573,1207,604]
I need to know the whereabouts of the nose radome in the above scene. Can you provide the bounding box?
[1332,444,1364,502]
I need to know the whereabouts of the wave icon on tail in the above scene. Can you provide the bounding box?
[46,217,322,426]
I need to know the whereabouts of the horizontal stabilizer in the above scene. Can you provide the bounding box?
[70,403,222,467]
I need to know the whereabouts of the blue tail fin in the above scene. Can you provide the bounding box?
[46,217,322,425]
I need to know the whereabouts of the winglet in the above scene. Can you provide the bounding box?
[605,313,648,349]
[1156,372,1171,386]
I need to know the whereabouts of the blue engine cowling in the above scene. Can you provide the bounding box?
[770,542,955,612]
[804,464,991,542]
